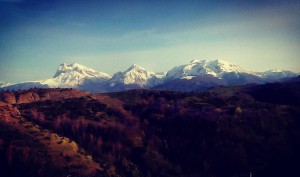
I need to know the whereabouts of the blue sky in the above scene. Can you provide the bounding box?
[0,0,299,83]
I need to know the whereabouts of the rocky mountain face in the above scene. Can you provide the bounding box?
[1,60,298,92]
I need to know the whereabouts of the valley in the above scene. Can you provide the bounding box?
[0,81,299,177]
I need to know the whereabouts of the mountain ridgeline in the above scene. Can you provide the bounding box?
[1,60,298,92]
[0,80,299,177]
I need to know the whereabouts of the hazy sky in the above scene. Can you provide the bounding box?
[0,0,299,83]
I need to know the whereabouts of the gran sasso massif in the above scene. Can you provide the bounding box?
[1,59,298,92]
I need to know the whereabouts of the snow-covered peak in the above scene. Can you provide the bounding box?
[55,63,83,74]
[165,59,254,80]
[261,69,297,79]
[42,63,111,88]
[207,59,248,74]
[54,63,110,78]
[190,59,201,64]
[265,69,286,73]
[110,64,160,86]
[125,64,145,72]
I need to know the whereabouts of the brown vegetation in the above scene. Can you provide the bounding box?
[0,82,299,177]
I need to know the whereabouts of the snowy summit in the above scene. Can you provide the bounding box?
[165,59,252,80]
[110,64,160,86]
[0,59,298,92]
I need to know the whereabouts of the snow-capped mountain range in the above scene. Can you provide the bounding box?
[165,59,254,80]
[1,60,298,92]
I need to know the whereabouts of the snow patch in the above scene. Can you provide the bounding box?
[181,76,195,80]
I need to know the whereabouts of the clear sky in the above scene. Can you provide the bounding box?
[0,0,299,83]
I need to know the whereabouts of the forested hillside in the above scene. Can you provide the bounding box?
[0,82,299,177]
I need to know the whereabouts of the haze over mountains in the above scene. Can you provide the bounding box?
[1,59,298,92]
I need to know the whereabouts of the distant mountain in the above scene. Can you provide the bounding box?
[287,75,300,82]
[157,59,266,91]
[0,82,11,88]
[0,81,48,90]
[44,63,111,88]
[260,69,298,81]
[1,63,111,91]
[155,74,226,92]
[165,59,252,80]
[109,64,162,91]
[1,60,298,92]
